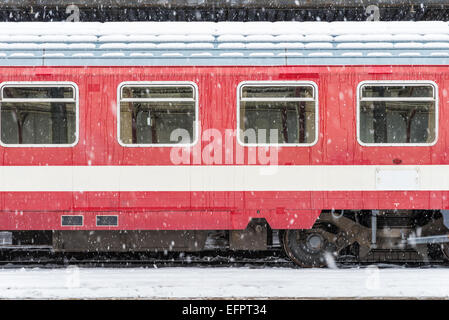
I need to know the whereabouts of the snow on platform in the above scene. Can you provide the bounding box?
[0,266,448,299]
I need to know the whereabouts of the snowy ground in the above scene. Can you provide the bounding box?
[0,266,448,299]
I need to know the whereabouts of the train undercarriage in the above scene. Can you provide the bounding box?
[283,210,449,267]
[2,210,449,267]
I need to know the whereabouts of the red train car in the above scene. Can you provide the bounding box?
[1,21,449,266]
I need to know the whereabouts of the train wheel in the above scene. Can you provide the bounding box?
[283,228,337,268]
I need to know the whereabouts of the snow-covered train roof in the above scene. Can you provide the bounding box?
[2,21,449,66]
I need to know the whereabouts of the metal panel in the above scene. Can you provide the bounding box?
[375,168,420,191]
[52,230,208,252]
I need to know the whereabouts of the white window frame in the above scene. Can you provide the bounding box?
[0,81,79,148]
[117,81,199,147]
[237,80,319,147]
[357,80,438,147]
[95,215,119,227]
[61,215,84,227]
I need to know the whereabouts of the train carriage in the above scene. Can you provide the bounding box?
[1,21,449,266]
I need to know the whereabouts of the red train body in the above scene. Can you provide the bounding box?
[0,65,446,231]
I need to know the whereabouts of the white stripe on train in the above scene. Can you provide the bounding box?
[0,165,447,192]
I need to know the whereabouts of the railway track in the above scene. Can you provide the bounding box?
[0,248,294,268]
[0,248,447,269]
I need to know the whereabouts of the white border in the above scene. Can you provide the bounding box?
[95,215,119,227]
[0,81,80,148]
[2,164,449,192]
[61,215,84,227]
[117,81,199,148]
[356,80,439,147]
[236,81,319,147]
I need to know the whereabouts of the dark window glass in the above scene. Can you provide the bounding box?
[359,84,436,144]
[3,86,74,99]
[120,85,196,145]
[122,86,194,99]
[239,85,316,145]
[1,85,77,145]
[361,85,433,98]
[242,86,314,99]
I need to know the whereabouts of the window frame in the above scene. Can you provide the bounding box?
[117,81,199,148]
[96,215,119,227]
[356,80,439,147]
[236,80,319,147]
[61,215,84,227]
[0,81,79,148]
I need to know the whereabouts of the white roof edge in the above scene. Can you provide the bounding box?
[0,21,448,62]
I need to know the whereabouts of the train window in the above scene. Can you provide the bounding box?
[358,82,437,146]
[237,82,318,146]
[0,83,78,146]
[118,82,198,146]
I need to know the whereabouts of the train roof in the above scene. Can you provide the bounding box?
[2,21,449,66]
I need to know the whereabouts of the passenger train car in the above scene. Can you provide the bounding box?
[1,21,449,266]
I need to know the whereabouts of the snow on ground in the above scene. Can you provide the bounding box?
[0,266,448,299]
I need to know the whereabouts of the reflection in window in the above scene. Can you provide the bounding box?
[0,84,77,145]
[239,83,317,145]
[359,84,436,144]
[119,84,196,145]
